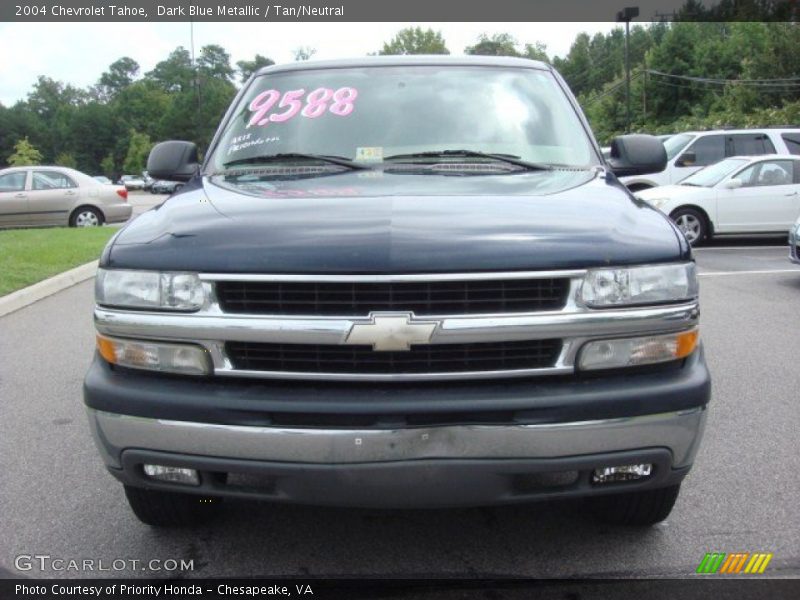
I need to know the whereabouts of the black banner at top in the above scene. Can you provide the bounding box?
[2,0,798,22]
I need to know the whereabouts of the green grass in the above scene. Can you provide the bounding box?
[0,227,117,296]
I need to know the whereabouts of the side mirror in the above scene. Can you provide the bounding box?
[607,134,668,178]
[675,151,697,167]
[723,178,743,189]
[147,141,199,182]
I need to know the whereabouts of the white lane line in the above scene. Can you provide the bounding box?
[693,246,786,251]
[699,268,800,277]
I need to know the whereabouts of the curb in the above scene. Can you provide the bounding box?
[0,260,98,318]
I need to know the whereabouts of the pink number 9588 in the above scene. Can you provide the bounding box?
[247,87,358,128]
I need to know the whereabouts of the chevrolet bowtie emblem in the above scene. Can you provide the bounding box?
[345,313,439,351]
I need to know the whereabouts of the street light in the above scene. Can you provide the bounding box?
[617,6,639,133]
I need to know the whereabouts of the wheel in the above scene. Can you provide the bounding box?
[174,184,184,193]
[586,483,681,526]
[123,485,222,527]
[69,206,104,228]
[670,208,707,246]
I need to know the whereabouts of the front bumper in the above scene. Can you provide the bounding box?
[87,408,704,508]
[84,348,710,508]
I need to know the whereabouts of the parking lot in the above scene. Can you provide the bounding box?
[1,232,798,579]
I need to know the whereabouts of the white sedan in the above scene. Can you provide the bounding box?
[636,155,800,245]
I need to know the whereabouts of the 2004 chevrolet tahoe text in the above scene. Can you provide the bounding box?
[84,56,710,527]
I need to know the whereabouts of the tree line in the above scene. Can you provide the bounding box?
[3,18,800,175]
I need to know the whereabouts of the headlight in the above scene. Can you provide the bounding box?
[580,263,698,308]
[638,197,669,209]
[97,334,211,375]
[96,269,205,311]
[579,328,699,371]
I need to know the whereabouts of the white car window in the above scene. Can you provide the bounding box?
[0,172,27,192]
[736,161,794,187]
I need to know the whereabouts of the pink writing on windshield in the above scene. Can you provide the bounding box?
[248,87,358,127]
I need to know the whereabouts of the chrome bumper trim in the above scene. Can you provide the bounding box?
[87,406,707,470]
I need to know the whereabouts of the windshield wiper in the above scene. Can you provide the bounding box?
[383,150,553,171]
[223,153,369,170]
[680,182,701,187]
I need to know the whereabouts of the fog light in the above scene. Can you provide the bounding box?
[143,464,199,486]
[592,463,652,484]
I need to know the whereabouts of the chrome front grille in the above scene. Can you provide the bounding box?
[94,270,701,381]
[216,278,570,316]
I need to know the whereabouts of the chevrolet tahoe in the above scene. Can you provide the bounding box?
[84,56,710,528]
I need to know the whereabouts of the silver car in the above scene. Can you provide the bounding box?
[0,166,132,228]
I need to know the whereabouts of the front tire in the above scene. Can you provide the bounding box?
[69,206,104,228]
[586,483,681,526]
[670,207,707,246]
[123,485,222,527]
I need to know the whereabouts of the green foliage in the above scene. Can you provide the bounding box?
[100,153,116,179]
[122,130,152,174]
[464,33,548,61]
[97,57,140,99]
[54,152,77,168]
[236,54,275,83]
[8,137,43,166]
[379,28,449,55]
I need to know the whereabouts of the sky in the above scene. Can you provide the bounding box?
[0,22,620,106]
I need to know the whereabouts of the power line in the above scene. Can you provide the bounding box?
[646,69,800,87]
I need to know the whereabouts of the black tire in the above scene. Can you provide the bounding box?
[586,483,681,526]
[174,184,183,193]
[123,485,222,527]
[69,206,104,228]
[670,207,708,246]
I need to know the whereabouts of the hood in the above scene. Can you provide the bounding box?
[105,169,686,273]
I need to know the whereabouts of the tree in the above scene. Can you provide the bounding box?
[98,57,140,99]
[101,153,116,179]
[293,47,316,61]
[198,44,235,82]
[147,47,194,93]
[122,130,152,174]
[8,138,43,166]
[54,152,77,168]
[523,42,549,62]
[379,27,449,55]
[465,33,521,57]
[236,54,275,83]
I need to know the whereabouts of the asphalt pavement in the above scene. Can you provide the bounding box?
[1,240,798,579]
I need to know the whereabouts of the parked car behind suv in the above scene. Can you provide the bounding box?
[118,174,145,190]
[620,128,800,191]
[85,56,709,529]
[636,155,800,245]
[0,166,131,228]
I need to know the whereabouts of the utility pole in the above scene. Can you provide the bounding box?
[617,6,639,133]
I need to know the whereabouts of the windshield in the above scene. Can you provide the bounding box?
[680,158,749,187]
[663,133,694,160]
[207,65,597,172]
